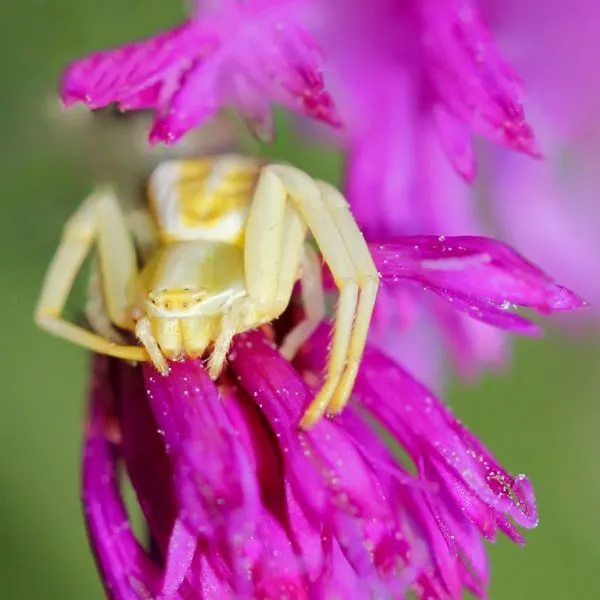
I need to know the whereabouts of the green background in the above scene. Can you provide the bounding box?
[1,1,598,598]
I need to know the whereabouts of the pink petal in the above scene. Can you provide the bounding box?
[370,235,587,332]
[61,24,214,109]
[83,357,164,599]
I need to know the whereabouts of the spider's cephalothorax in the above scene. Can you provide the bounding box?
[35,155,379,427]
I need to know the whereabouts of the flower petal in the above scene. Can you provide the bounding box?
[142,360,260,536]
[61,24,211,109]
[370,235,587,332]
[142,360,263,595]
[84,357,162,600]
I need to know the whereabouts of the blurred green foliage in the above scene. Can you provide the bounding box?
[1,1,599,598]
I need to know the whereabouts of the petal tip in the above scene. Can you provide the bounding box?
[547,285,588,312]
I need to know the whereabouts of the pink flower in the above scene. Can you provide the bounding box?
[61,0,340,144]
[305,0,598,382]
[54,3,591,596]
[81,237,583,598]
[85,340,533,599]
[287,0,551,385]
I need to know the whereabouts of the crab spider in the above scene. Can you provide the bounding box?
[35,155,379,427]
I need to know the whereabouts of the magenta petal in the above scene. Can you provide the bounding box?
[432,290,542,335]
[422,0,540,157]
[370,235,586,331]
[310,539,361,600]
[116,83,161,111]
[251,511,310,599]
[190,552,234,599]
[113,361,175,551]
[227,357,327,580]
[433,105,477,182]
[61,24,211,109]
[229,333,380,516]
[228,335,327,511]
[450,421,538,529]
[141,360,263,597]
[228,72,276,142]
[83,357,162,600]
[110,360,202,597]
[302,327,538,547]
[142,360,260,537]
[546,284,589,311]
[148,57,221,145]
[161,519,198,597]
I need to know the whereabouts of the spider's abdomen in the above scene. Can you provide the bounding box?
[147,155,263,245]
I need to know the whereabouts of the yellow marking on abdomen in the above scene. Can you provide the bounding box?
[148,156,261,244]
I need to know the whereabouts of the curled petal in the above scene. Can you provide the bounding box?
[370,235,587,332]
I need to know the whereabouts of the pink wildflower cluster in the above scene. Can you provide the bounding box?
[59,0,591,598]
[60,0,589,387]
[84,236,582,598]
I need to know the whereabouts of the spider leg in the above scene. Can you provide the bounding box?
[35,187,148,362]
[85,255,128,344]
[314,180,379,415]
[279,243,326,361]
[126,207,160,263]
[266,165,371,428]
[207,167,307,378]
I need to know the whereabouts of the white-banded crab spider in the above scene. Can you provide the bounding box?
[35,155,379,427]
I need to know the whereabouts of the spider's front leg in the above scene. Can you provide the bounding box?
[206,164,310,379]
[35,187,149,363]
[265,165,379,428]
[85,207,159,343]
